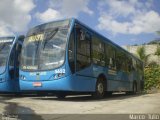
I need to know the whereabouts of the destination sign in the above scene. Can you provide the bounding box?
[28,34,44,42]
[22,65,38,70]
[0,39,13,43]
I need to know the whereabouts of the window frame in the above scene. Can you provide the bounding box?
[75,24,91,72]
[68,29,76,73]
[92,35,105,66]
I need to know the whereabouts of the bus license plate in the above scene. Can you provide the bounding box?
[33,82,42,87]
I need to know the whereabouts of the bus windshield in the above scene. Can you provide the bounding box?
[20,20,70,71]
[0,37,14,74]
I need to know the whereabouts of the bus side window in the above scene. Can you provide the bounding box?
[116,51,123,71]
[76,27,91,71]
[123,55,128,72]
[68,30,75,73]
[128,58,133,72]
[106,44,116,70]
[92,36,105,66]
[132,59,137,71]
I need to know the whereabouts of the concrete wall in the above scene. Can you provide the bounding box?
[123,44,160,65]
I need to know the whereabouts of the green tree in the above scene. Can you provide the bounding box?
[155,45,160,56]
[136,46,150,67]
[155,45,160,65]
[156,31,160,45]
[155,31,160,65]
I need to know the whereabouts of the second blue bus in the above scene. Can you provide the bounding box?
[0,36,24,93]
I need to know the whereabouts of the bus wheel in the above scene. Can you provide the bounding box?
[56,93,66,99]
[132,82,137,94]
[106,91,112,96]
[14,93,22,97]
[92,78,106,99]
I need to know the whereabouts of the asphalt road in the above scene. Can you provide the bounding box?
[0,92,160,120]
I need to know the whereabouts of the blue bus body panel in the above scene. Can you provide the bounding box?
[20,75,72,91]
[20,65,67,81]
[0,72,11,92]
[19,18,143,93]
[0,36,21,93]
[19,62,135,92]
[0,82,11,92]
[20,74,96,92]
[20,70,134,92]
[0,66,17,92]
[20,63,97,92]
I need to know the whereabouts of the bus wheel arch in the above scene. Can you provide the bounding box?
[92,74,107,99]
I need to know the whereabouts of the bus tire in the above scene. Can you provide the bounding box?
[14,93,22,97]
[92,77,106,99]
[106,91,112,96]
[132,82,137,94]
[56,93,66,99]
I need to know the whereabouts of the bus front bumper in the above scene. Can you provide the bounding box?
[19,75,73,91]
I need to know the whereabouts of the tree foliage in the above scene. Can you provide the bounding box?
[136,46,150,66]
[155,45,160,56]
[144,66,160,92]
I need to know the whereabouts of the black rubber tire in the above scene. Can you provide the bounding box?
[132,82,137,94]
[92,78,106,99]
[126,83,137,95]
[14,93,22,97]
[36,92,47,96]
[126,91,132,95]
[56,93,66,99]
[106,91,112,96]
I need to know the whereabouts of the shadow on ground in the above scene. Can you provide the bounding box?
[0,96,43,120]
[30,93,144,102]
[0,93,145,120]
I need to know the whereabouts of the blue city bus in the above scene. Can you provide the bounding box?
[19,18,144,99]
[0,35,24,93]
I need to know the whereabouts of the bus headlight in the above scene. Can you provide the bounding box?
[20,75,26,80]
[54,73,65,79]
[0,78,5,82]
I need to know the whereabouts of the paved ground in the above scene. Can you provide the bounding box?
[0,92,160,119]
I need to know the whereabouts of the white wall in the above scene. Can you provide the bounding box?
[123,45,160,65]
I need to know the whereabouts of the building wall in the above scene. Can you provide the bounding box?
[123,45,160,65]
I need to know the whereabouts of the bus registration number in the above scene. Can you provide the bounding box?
[55,69,65,74]
[33,82,42,87]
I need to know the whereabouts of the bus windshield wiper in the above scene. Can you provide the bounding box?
[0,44,6,52]
[30,33,41,56]
[43,28,59,49]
